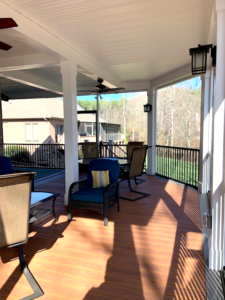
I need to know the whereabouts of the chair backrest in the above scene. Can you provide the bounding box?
[82,143,99,159]
[0,156,13,175]
[87,158,120,186]
[0,172,35,250]
[127,141,144,158]
[129,147,148,178]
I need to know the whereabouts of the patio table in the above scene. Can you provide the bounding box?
[78,157,130,167]
[29,191,60,224]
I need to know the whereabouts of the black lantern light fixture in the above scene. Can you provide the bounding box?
[189,44,216,75]
[144,103,152,113]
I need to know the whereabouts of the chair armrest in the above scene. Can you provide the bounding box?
[104,180,119,197]
[68,178,88,196]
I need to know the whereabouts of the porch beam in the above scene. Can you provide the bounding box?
[60,61,79,205]
[0,71,63,95]
[0,1,122,89]
[209,0,225,271]
[150,64,192,89]
[0,54,58,72]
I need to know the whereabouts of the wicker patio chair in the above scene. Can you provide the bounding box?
[119,147,150,201]
[0,172,44,299]
[82,142,99,159]
[68,158,120,226]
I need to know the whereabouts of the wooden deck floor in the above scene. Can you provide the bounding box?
[0,174,206,300]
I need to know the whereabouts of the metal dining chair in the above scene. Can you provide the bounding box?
[0,172,44,299]
[119,147,150,201]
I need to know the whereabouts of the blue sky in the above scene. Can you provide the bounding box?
[77,91,147,101]
[175,76,201,89]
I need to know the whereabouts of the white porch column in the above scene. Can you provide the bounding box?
[198,71,211,194]
[60,61,79,205]
[147,88,157,175]
[209,0,225,271]
[208,69,214,192]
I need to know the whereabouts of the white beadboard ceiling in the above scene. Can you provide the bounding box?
[0,0,211,96]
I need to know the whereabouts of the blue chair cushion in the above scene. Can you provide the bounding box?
[0,156,13,175]
[71,187,105,203]
[87,158,120,186]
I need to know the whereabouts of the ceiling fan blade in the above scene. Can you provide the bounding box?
[1,93,10,101]
[0,18,18,29]
[104,87,125,92]
[0,41,12,51]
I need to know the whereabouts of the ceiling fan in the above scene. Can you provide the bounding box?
[79,78,125,94]
[0,18,18,51]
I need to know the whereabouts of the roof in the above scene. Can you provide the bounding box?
[0,1,212,100]
[2,97,117,124]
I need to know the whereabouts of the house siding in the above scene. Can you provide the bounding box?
[3,120,50,144]
[49,119,64,143]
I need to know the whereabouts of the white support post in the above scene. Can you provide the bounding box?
[208,69,214,193]
[198,71,211,194]
[147,88,157,175]
[60,61,79,205]
[209,0,225,271]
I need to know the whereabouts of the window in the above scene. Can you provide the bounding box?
[25,123,39,142]
[85,122,93,135]
[55,125,63,143]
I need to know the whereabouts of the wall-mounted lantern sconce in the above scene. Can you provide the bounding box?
[189,44,217,75]
[144,103,152,113]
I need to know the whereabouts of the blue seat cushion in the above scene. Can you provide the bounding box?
[0,156,13,175]
[71,187,105,203]
[87,158,120,186]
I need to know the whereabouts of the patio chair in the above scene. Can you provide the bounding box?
[127,141,144,158]
[68,158,120,226]
[82,142,99,159]
[0,172,44,299]
[119,147,150,201]
[126,141,146,184]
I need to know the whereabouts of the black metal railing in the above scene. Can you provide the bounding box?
[99,142,128,158]
[156,145,200,188]
[3,143,65,169]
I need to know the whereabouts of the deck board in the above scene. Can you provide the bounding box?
[0,175,206,299]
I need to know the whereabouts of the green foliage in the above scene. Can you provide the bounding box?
[5,145,30,162]
[78,100,96,110]
[78,94,148,143]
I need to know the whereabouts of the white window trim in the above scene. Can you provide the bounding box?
[25,123,39,143]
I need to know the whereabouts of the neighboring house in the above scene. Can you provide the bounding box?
[2,98,121,144]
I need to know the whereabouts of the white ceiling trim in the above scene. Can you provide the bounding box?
[150,64,192,89]
[0,53,58,72]
[0,70,63,95]
[0,1,122,88]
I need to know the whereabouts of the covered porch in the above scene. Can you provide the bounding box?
[0,174,208,299]
[0,0,225,299]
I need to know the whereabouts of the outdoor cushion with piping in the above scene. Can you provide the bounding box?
[92,170,110,188]
[71,187,105,203]
[87,158,120,186]
[0,156,13,175]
